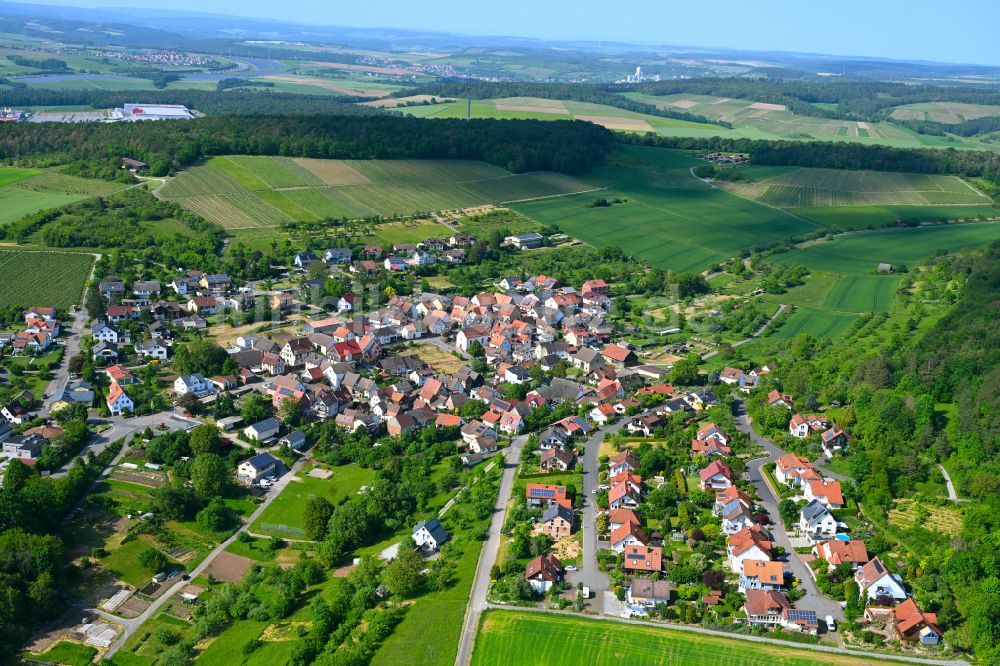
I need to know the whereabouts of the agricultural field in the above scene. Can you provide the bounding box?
[158,156,595,229]
[764,222,1000,339]
[789,204,998,231]
[512,146,818,272]
[623,92,999,151]
[890,101,1000,123]
[715,167,993,208]
[0,166,128,227]
[400,96,724,135]
[887,499,963,537]
[471,611,901,666]
[0,249,94,311]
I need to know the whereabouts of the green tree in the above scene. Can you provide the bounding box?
[139,547,168,573]
[381,548,424,598]
[190,453,228,499]
[241,392,270,425]
[303,496,334,541]
[670,358,699,386]
[189,424,220,456]
[196,498,232,532]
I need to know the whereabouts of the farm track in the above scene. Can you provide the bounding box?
[834,277,856,309]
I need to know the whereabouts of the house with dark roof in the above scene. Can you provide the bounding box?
[237,452,279,483]
[540,504,575,538]
[412,518,448,551]
[525,554,564,593]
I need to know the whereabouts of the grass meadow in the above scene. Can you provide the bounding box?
[471,610,904,666]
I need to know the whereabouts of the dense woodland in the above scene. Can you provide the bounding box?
[751,243,1000,662]
[0,114,614,177]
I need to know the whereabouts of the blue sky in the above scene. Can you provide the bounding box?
[25,0,1000,66]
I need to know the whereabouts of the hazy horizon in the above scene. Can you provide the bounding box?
[11,0,1000,67]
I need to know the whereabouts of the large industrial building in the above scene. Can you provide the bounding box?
[110,103,195,121]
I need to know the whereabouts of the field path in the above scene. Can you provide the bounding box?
[937,464,970,503]
[702,303,787,359]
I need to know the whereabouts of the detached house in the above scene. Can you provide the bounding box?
[106,384,134,417]
[740,559,786,593]
[812,539,869,572]
[766,390,794,409]
[540,504,575,538]
[804,479,845,509]
[623,544,663,573]
[610,522,648,553]
[742,589,791,628]
[281,337,312,368]
[887,599,942,645]
[627,579,672,610]
[525,483,571,509]
[174,373,212,396]
[412,518,449,551]
[609,450,639,476]
[602,343,638,368]
[91,320,120,344]
[798,499,838,542]
[855,557,907,602]
[525,554,564,594]
[727,524,772,573]
[698,460,733,490]
[237,452,279,483]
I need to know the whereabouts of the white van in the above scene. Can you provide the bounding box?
[826,615,836,632]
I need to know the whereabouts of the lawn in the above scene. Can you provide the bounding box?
[0,249,94,311]
[471,611,906,666]
[512,146,817,272]
[100,537,175,587]
[27,641,97,666]
[159,156,594,229]
[251,464,378,538]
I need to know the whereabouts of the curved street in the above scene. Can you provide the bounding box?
[734,399,844,622]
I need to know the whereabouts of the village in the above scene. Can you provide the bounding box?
[0,233,946,661]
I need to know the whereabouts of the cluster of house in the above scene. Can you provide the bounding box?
[718,363,776,394]
[765,389,849,458]
[0,393,57,465]
[293,238,477,277]
[0,306,61,355]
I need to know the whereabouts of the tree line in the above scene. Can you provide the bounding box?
[0,113,615,177]
[622,133,1000,191]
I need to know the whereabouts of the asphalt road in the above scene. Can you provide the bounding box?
[40,305,88,418]
[454,434,526,666]
[734,399,844,621]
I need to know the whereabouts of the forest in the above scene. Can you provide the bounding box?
[0,113,614,178]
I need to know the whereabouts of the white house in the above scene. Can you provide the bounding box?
[243,417,281,443]
[727,525,772,574]
[798,499,838,542]
[174,373,212,396]
[135,340,169,360]
[412,518,448,551]
[456,326,490,353]
[91,320,120,344]
[106,384,134,417]
[237,452,279,483]
[855,557,907,602]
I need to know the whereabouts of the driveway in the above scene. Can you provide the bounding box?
[454,434,526,666]
[734,400,844,621]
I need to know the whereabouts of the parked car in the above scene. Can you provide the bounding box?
[826,616,836,632]
[565,565,578,571]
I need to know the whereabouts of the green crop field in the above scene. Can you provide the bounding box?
[763,222,1000,339]
[773,223,1000,274]
[789,204,997,231]
[512,146,818,272]
[622,92,998,151]
[890,101,1000,124]
[471,611,902,666]
[0,167,129,227]
[159,156,595,229]
[399,96,723,135]
[716,167,993,208]
[0,249,94,311]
